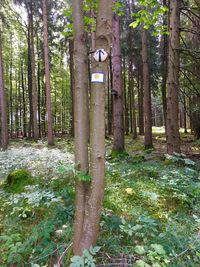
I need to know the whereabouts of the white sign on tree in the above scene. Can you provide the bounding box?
[93,49,108,62]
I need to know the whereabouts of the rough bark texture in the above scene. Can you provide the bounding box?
[27,24,33,138]
[142,28,152,148]
[72,0,113,255]
[72,0,90,255]
[42,0,54,145]
[0,32,8,149]
[112,2,124,152]
[79,0,113,252]
[166,0,181,154]
[29,2,39,140]
[161,0,168,128]
[137,66,144,135]
[69,40,75,137]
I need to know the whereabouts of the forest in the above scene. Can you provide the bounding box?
[0,0,200,266]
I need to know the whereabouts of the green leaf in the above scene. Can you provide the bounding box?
[150,244,166,255]
[135,260,151,267]
[129,20,139,28]
[134,245,146,255]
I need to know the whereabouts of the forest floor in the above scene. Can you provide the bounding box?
[0,128,200,266]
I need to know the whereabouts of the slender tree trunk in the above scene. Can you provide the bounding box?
[166,0,181,153]
[112,1,124,152]
[29,2,39,140]
[72,0,113,255]
[78,0,113,252]
[137,66,144,135]
[69,40,75,137]
[0,32,8,149]
[21,60,27,137]
[42,0,54,145]
[9,36,13,138]
[27,24,33,138]
[130,70,137,139]
[123,56,129,135]
[161,0,168,127]
[142,27,152,148]
[72,0,90,255]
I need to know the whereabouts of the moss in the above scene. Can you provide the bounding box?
[110,150,129,159]
[4,169,33,193]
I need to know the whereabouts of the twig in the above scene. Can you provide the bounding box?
[57,242,73,266]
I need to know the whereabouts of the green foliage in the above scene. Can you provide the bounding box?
[4,169,33,193]
[77,171,91,182]
[113,1,125,17]
[130,0,169,36]
[70,246,101,267]
[164,153,196,167]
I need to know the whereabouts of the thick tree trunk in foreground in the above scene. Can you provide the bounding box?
[166,0,181,154]
[112,2,124,152]
[142,28,152,148]
[72,0,90,255]
[42,0,54,145]
[0,32,8,149]
[72,0,113,255]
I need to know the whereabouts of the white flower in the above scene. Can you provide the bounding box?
[55,229,64,237]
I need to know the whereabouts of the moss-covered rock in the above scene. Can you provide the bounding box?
[4,169,33,193]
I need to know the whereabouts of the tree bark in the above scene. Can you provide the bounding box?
[72,0,113,255]
[112,1,125,152]
[142,27,152,148]
[72,0,90,255]
[166,0,181,153]
[0,32,8,149]
[69,40,75,137]
[29,1,39,140]
[137,65,144,135]
[42,0,54,145]
[161,0,168,128]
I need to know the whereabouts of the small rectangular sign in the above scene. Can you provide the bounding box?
[91,72,104,83]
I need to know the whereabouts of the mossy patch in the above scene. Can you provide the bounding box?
[3,169,33,193]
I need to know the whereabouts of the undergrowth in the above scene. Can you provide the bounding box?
[0,139,200,266]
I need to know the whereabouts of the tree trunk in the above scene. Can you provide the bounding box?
[21,60,27,137]
[166,0,181,153]
[9,36,13,138]
[0,32,8,149]
[72,0,90,255]
[29,2,39,140]
[27,23,33,138]
[72,0,113,255]
[42,0,54,145]
[112,1,124,152]
[142,27,152,148]
[161,0,168,128]
[69,40,75,137]
[137,66,144,135]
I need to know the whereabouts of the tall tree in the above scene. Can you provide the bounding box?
[0,31,9,149]
[72,0,90,255]
[42,0,54,145]
[29,1,39,140]
[72,0,113,255]
[142,27,152,148]
[166,0,181,153]
[112,0,125,152]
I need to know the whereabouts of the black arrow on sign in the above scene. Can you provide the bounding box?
[97,49,105,62]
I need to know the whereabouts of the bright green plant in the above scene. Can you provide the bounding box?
[70,246,101,267]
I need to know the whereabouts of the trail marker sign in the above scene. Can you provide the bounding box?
[91,72,105,83]
[93,49,108,62]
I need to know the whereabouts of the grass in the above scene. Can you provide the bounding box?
[0,135,200,266]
